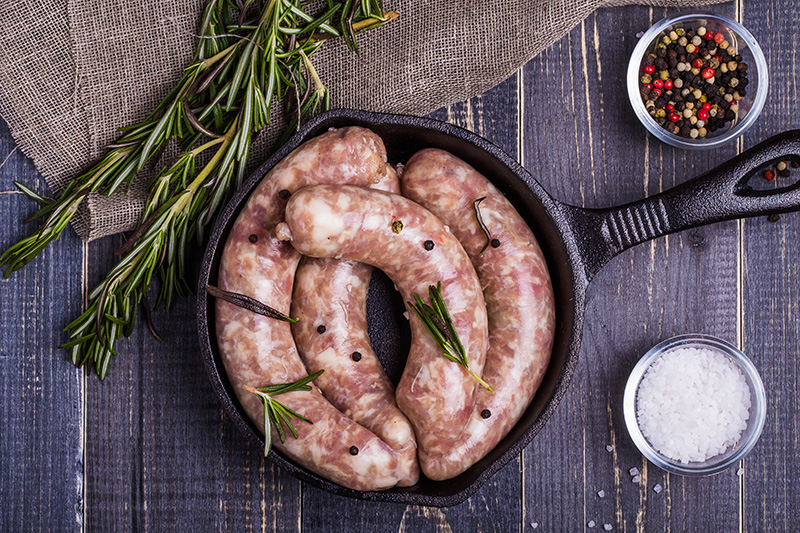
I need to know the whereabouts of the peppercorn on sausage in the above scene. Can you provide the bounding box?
[399,148,555,480]
[276,184,489,477]
[291,257,419,483]
[216,127,419,490]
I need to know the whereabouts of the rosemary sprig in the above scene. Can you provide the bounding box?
[1,0,395,279]
[205,284,297,322]
[409,282,493,393]
[243,369,324,455]
[7,0,395,379]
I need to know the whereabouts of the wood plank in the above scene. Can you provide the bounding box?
[740,1,800,530]
[0,119,84,532]
[299,75,523,533]
[83,241,302,532]
[521,6,742,531]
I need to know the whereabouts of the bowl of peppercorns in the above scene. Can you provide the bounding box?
[627,13,768,149]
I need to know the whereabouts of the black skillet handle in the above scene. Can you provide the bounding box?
[563,130,800,283]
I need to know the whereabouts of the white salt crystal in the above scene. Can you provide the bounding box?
[629,467,639,476]
[531,523,538,529]
[604,524,613,531]
[653,483,663,493]
[606,445,613,452]
[737,468,744,476]
[635,346,752,463]
[597,490,605,498]
[588,520,596,528]
[632,475,641,484]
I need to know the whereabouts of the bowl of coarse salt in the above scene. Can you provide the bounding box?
[623,334,766,476]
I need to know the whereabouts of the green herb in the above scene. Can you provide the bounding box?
[472,197,493,257]
[243,369,324,455]
[3,0,395,379]
[205,284,297,323]
[409,282,493,393]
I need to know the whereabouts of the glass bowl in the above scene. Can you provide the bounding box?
[626,13,768,150]
[623,334,766,476]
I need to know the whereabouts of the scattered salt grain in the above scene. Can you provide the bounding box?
[606,445,613,452]
[632,475,641,484]
[530,522,538,529]
[636,346,751,463]
[597,490,605,498]
[604,524,613,531]
[629,467,639,476]
[588,520,596,528]
[653,483,663,493]
[737,468,744,476]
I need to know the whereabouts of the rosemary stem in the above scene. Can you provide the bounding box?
[185,118,238,195]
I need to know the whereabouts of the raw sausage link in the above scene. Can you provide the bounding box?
[291,257,418,486]
[400,148,555,480]
[216,127,418,490]
[277,184,489,477]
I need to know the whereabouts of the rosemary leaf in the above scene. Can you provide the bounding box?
[205,284,297,323]
[409,282,494,393]
[243,369,324,455]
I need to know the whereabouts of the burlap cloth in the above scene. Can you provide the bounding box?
[0,0,721,240]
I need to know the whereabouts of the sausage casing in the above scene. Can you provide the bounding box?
[277,184,489,476]
[400,148,555,480]
[216,127,418,490]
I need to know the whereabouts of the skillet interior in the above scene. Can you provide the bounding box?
[197,109,587,506]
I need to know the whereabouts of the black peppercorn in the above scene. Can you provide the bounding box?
[423,240,435,251]
[278,189,291,200]
[351,351,362,362]
[349,446,359,456]
[490,239,501,248]
[316,325,326,334]
[480,409,492,419]
[248,234,258,243]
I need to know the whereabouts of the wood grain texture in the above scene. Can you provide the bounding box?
[0,119,85,532]
[2,1,800,531]
[740,1,800,531]
[82,240,302,533]
[521,5,744,532]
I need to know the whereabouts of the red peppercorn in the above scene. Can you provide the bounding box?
[697,109,709,121]
[692,58,705,69]
[666,103,675,111]
[715,54,723,61]
[651,88,662,98]
[664,79,673,90]
[644,65,656,74]
[668,112,680,122]
[701,67,715,79]
[702,102,712,111]
[652,79,664,89]
[714,32,725,44]
[764,169,776,181]
[704,31,714,40]
[643,83,652,91]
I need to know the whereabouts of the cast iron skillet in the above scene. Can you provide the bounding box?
[197,109,800,507]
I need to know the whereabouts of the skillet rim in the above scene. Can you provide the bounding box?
[196,108,588,507]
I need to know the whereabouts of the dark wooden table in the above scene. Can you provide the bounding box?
[2,4,799,532]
